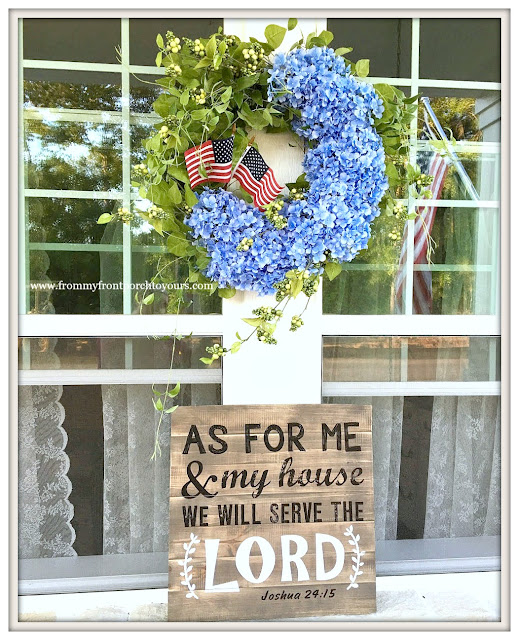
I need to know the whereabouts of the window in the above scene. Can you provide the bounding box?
[18,15,501,599]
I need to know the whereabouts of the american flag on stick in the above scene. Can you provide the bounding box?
[394,153,450,314]
[184,136,234,189]
[233,146,284,210]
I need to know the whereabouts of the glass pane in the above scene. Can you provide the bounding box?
[425,269,495,315]
[24,120,122,192]
[24,69,122,111]
[419,18,500,82]
[416,149,499,201]
[23,18,122,64]
[323,395,501,541]
[19,336,223,370]
[323,337,403,382]
[131,122,156,166]
[27,198,121,244]
[426,207,497,266]
[418,91,501,143]
[327,18,412,78]
[323,336,500,383]
[130,74,161,114]
[323,212,406,314]
[129,18,223,66]
[29,249,123,314]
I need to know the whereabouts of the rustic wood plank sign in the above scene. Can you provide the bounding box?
[168,404,376,622]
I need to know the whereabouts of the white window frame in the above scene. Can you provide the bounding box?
[17,15,502,595]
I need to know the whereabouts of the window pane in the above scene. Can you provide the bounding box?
[29,249,123,314]
[23,18,122,64]
[418,91,501,144]
[323,336,500,383]
[425,269,495,315]
[24,69,122,111]
[419,18,500,82]
[323,212,406,315]
[27,198,121,244]
[327,18,411,78]
[25,120,122,192]
[323,395,500,541]
[18,336,223,370]
[129,18,223,66]
[130,74,161,114]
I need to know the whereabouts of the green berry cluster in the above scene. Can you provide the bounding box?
[183,37,206,57]
[132,162,149,178]
[289,187,306,200]
[165,32,181,53]
[159,125,172,142]
[415,173,433,188]
[393,201,407,217]
[206,343,227,359]
[117,207,134,224]
[147,204,166,220]
[264,199,287,229]
[302,275,319,297]
[242,43,265,75]
[237,237,254,252]
[165,63,182,77]
[290,315,304,331]
[192,88,207,105]
[183,204,193,216]
[252,306,283,322]
[163,114,180,128]
[274,278,292,301]
[257,329,277,344]
[388,228,400,241]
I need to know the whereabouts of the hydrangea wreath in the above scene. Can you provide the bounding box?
[99,20,433,379]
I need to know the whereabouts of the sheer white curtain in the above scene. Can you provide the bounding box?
[18,384,76,558]
[334,396,404,541]
[424,395,501,538]
[102,384,171,554]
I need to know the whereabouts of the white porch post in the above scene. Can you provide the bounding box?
[221,17,326,405]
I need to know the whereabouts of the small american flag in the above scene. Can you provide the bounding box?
[233,146,284,210]
[184,136,234,189]
[394,153,450,314]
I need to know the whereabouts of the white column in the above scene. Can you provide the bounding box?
[222,17,326,405]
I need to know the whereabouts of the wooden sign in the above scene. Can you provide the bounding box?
[169,404,376,622]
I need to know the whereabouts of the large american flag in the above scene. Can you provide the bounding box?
[184,136,234,189]
[394,153,450,314]
[233,146,284,210]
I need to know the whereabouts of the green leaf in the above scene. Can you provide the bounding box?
[231,341,242,354]
[242,317,262,327]
[200,357,214,365]
[168,382,181,398]
[156,33,164,49]
[287,18,298,31]
[168,165,189,183]
[165,405,179,414]
[184,185,198,207]
[218,287,236,299]
[264,24,286,50]
[191,108,209,121]
[335,46,353,56]
[155,51,163,67]
[180,89,189,106]
[290,277,303,298]
[142,293,155,305]
[167,233,190,257]
[318,30,334,45]
[194,57,213,69]
[235,73,260,91]
[168,181,182,204]
[355,59,370,77]
[205,34,217,58]
[97,213,114,224]
[325,262,342,281]
[154,397,163,411]
[220,86,232,102]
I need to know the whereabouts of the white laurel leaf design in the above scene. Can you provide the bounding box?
[344,526,363,590]
[180,533,200,599]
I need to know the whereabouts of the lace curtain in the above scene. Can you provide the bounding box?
[18,384,76,558]
[424,395,501,537]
